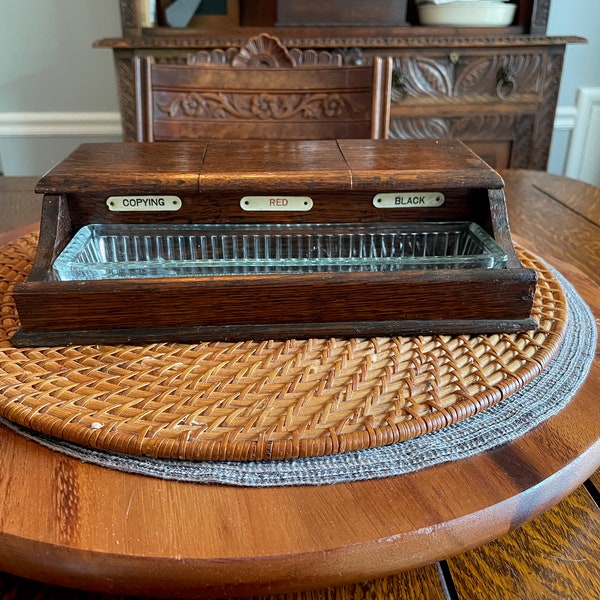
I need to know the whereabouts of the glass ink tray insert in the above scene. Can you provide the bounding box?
[52,221,508,281]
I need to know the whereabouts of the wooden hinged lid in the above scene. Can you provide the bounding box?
[337,139,505,191]
[35,142,208,195]
[198,139,351,192]
[35,139,503,196]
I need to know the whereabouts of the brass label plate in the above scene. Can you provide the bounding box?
[241,196,313,211]
[106,196,182,212]
[373,192,445,208]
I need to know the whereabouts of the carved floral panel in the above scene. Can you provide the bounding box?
[154,91,370,123]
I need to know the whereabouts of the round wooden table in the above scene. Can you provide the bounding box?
[0,170,598,598]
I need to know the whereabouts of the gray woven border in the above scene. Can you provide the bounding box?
[2,266,596,487]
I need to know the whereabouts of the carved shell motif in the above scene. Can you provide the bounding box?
[231,34,295,68]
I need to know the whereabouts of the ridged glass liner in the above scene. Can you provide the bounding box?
[52,222,508,280]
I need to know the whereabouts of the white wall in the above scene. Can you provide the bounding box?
[0,0,122,176]
[547,0,600,182]
[0,0,598,178]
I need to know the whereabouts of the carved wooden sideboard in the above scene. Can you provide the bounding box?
[95,0,584,169]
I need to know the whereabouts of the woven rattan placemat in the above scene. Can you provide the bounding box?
[0,233,567,462]
[4,267,593,486]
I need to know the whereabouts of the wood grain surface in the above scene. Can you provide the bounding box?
[0,170,598,599]
[35,139,503,194]
[0,564,451,600]
[448,485,600,599]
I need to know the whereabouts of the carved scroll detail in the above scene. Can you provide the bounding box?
[390,114,528,139]
[392,58,452,101]
[187,48,238,66]
[185,34,343,67]
[388,118,451,139]
[456,54,542,96]
[392,53,543,102]
[156,92,368,122]
[288,48,343,66]
[391,115,505,139]
[231,34,295,68]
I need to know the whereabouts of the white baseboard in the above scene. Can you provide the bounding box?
[565,88,600,186]
[0,112,122,137]
[0,107,587,178]
[0,109,577,139]
[554,106,577,131]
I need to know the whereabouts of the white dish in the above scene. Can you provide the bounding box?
[417,1,517,27]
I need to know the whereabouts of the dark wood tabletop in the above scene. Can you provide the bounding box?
[0,170,598,599]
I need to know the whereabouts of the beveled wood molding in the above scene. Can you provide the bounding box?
[95,33,584,51]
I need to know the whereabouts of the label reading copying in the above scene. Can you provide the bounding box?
[106,195,182,212]
[373,192,445,208]
[241,196,313,212]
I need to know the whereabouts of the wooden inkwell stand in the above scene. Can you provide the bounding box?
[12,139,537,346]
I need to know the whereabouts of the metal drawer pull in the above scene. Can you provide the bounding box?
[496,66,517,100]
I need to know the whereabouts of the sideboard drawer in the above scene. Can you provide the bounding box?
[390,50,545,107]
[389,112,536,169]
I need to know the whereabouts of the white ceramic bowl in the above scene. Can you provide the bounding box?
[417,1,517,27]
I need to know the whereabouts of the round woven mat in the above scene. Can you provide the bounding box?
[0,233,567,462]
